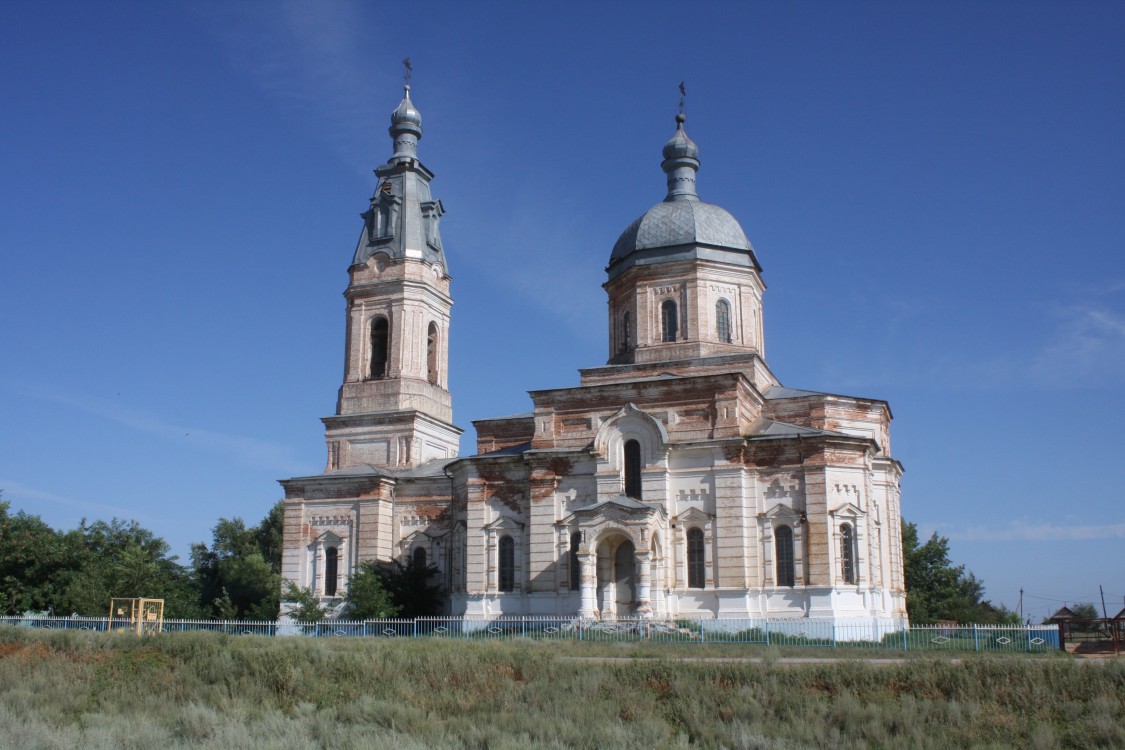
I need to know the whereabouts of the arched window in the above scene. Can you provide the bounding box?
[621,311,632,353]
[498,535,515,592]
[370,317,390,379]
[841,524,856,585]
[413,545,427,570]
[426,322,439,384]
[324,547,339,597]
[716,299,732,343]
[686,528,705,589]
[623,439,642,499]
[775,526,795,587]
[661,300,678,342]
[569,532,581,590]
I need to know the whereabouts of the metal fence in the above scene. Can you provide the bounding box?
[0,615,1059,653]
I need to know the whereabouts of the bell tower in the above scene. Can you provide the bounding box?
[323,84,462,470]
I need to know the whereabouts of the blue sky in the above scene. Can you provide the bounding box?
[2,1,1122,621]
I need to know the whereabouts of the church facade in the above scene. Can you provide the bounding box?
[279,86,908,625]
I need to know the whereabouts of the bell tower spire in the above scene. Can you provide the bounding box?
[323,78,461,471]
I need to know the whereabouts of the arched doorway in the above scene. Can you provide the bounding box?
[596,534,637,618]
[614,540,636,610]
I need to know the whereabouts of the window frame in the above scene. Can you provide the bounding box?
[623,439,642,499]
[840,524,856,585]
[370,316,390,379]
[324,546,339,597]
[498,535,515,592]
[426,321,439,384]
[775,525,795,588]
[661,299,678,342]
[716,298,732,343]
[569,532,581,591]
[686,527,705,589]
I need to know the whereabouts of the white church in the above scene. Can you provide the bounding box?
[279,85,908,626]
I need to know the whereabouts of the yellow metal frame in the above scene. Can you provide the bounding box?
[108,597,165,635]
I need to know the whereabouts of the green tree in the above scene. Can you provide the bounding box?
[282,581,327,622]
[343,561,400,619]
[1070,602,1099,620]
[377,558,444,618]
[191,503,283,620]
[0,498,72,615]
[902,521,1017,624]
[59,518,202,617]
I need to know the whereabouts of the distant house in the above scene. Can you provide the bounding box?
[1047,606,1076,624]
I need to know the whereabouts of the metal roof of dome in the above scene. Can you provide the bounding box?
[609,200,751,264]
[607,111,756,277]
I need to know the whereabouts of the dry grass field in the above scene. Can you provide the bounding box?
[0,626,1121,749]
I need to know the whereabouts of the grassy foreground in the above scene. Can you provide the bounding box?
[0,627,1121,749]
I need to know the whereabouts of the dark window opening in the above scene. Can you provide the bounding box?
[427,322,439,384]
[687,528,705,589]
[498,536,515,592]
[775,526,795,587]
[413,545,427,570]
[621,311,632,353]
[841,524,856,585]
[370,317,390,379]
[661,300,678,342]
[624,439,642,499]
[324,547,339,597]
[716,299,732,343]
[569,532,581,590]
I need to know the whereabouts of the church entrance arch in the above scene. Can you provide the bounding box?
[596,533,636,618]
[615,540,636,607]
[572,495,665,620]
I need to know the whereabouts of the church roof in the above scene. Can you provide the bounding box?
[748,419,848,439]
[762,385,830,399]
[572,494,653,515]
[609,201,752,263]
[762,385,891,411]
[395,457,459,478]
[352,84,449,271]
[477,441,532,457]
[606,111,758,280]
[294,456,457,481]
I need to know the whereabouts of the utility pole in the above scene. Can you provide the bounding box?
[1018,588,1023,622]
[1099,585,1108,619]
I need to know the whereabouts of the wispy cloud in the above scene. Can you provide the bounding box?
[196,0,383,174]
[196,1,605,335]
[1028,303,1125,387]
[935,520,1125,542]
[825,295,1125,393]
[12,384,312,475]
[0,480,135,519]
[475,204,605,339]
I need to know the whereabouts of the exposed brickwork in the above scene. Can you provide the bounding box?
[280,93,906,624]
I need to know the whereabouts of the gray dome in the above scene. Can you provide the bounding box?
[662,113,699,162]
[391,86,422,129]
[609,200,751,266]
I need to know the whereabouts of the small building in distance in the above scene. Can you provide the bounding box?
[279,86,908,625]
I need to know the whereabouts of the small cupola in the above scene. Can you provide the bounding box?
[390,85,423,161]
[661,113,700,202]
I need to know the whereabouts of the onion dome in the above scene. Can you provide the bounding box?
[662,113,700,164]
[389,85,422,160]
[607,113,757,280]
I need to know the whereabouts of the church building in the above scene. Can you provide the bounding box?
[279,85,908,625]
